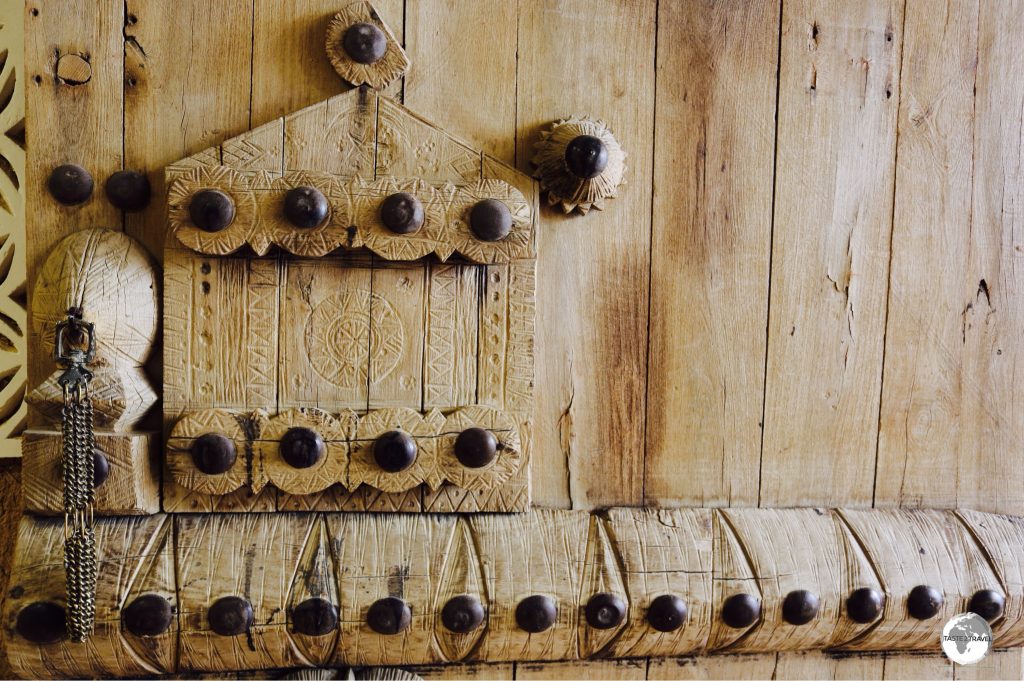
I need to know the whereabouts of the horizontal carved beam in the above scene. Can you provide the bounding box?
[4,508,1021,677]
[166,406,524,499]
[168,166,534,263]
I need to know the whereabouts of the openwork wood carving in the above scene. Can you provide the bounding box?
[4,508,1021,677]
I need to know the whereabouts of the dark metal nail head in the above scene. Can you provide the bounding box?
[969,589,1005,622]
[48,164,93,205]
[16,601,67,644]
[343,22,387,64]
[208,596,253,636]
[280,426,326,469]
[190,432,237,475]
[782,589,819,626]
[469,199,513,242]
[846,587,885,624]
[380,192,425,234]
[907,584,944,621]
[515,594,557,634]
[453,427,499,469]
[291,597,339,636]
[585,592,626,630]
[721,593,761,629]
[440,595,486,634]
[373,430,417,473]
[647,594,688,633]
[122,594,174,637]
[105,169,152,212]
[93,449,110,488]
[564,134,609,179]
[366,597,411,635]
[283,186,329,229]
[189,189,236,233]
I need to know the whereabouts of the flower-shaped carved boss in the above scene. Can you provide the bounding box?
[162,2,536,513]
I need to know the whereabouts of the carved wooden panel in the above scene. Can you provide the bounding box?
[161,87,537,513]
[4,508,1020,677]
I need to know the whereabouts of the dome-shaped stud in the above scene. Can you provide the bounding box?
[291,597,339,636]
[122,594,174,637]
[373,430,417,473]
[781,589,819,626]
[907,585,944,620]
[15,601,67,644]
[453,427,499,469]
[721,593,760,629]
[440,595,486,634]
[48,164,94,206]
[647,594,687,632]
[190,432,237,475]
[105,169,151,212]
[343,22,387,64]
[188,189,236,233]
[367,597,411,635]
[469,199,513,242]
[846,587,885,624]
[380,192,425,234]
[585,592,626,630]
[283,186,329,229]
[93,449,110,488]
[564,134,609,180]
[531,116,626,215]
[515,594,557,633]
[208,596,254,636]
[968,589,1006,622]
[279,426,325,470]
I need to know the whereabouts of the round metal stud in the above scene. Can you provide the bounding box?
[380,192,425,234]
[188,189,236,233]
[846,587,885,624]
[343,22,387,64]
[515,594,557,633]
[585,592,626,630]
[15,601,66,644]
[907,585,944,620]
[782,589,819,626]
[647,594,687,632]
[564,134,609,180]
[283,186,329,229]
[721,593,761,629]
[190,432,237,475]
[969,589,1006,622]
[441,595,485,634]
[469,199,513,242]
[366,597,411,635]
[208,596,253,636]
[453,427,498,469]
[48,164,94,205]
[93,449,110,488]
[105,169,151,212]
[279,426,325,469]
[122,594,174,637]
[291,597,339,637]
[373,430,417,473]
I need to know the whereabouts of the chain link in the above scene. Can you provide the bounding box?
[57,312,97,643]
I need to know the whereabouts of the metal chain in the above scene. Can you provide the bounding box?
[56,310,97,643]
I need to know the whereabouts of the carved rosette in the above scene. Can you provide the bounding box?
[325,1,410,90]
[531,116,626,215]
[349,408,445,493]
[438,406,522,492]
[166,408,265,496]
[167,165,262,255]
[257,408,351,495]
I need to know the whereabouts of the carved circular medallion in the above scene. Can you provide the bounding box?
[305,290,403,388]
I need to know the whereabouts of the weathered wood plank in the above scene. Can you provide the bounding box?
[25,0,123,395]
[518,0,655,508]
[874,0,980,511]
[644,0,779,508]
[760,0,904,506]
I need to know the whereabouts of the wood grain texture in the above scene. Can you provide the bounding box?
[22,429,158,514]
[24,0,123,398]
[760,0,905,506]
[644,0,778,507]
[874,0,980,511]
[9,508,1021,676]
[519,0,655,509]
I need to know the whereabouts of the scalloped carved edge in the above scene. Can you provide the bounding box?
[166,406,522,497]
[168,167,534,263]
[531,115,627,215]
[325,1,410,90]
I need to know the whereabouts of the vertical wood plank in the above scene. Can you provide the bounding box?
[368,263,426,409]
[25,0,123,393]
[644,0,779,507]
[123,0,254,259]
[956,0,1024,514]
[403,0,518,164]
[874,0,980,510]
[518,0,655,508]
[760,0,904,506]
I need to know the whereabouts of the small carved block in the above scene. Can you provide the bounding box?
[531,116,627,215]
[325,2,409,90]
[22,429,159,515]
